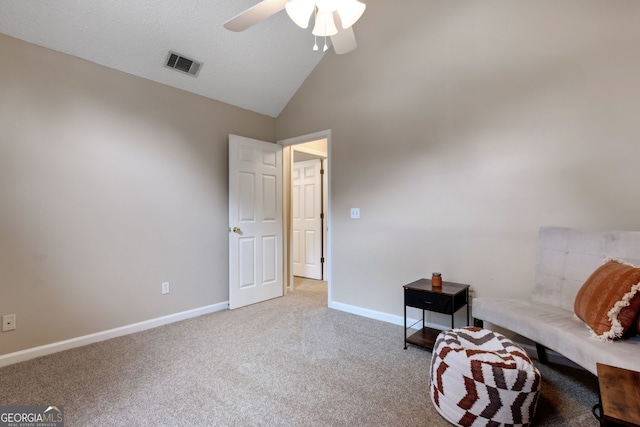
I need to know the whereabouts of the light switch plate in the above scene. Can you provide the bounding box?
[350,208,360,219]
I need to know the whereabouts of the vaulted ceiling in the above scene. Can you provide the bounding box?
[0,0,344,117]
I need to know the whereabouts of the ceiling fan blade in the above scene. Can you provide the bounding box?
[224,0,288,32]
[330,26,357,55]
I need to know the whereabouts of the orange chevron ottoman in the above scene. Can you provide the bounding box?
[429,327,541,427]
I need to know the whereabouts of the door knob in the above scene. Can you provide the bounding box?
[232,227,241,234]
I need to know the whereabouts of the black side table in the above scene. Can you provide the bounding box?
[403,278,470,350]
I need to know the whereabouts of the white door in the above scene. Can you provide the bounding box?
[229,135,283,309]
[292,159,322,280]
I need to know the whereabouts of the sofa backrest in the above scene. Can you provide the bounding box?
[532,226,640,311]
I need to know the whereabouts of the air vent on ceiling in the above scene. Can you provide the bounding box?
[165,51,202,77]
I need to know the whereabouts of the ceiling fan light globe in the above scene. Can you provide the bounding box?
[285,0,315,29]
[312,11,338,36]
[316,0,339,12]
[337,0,366,28]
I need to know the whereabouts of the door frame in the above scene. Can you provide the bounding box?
[278,130,332,304]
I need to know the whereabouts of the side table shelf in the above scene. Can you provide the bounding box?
[595,363,640,426]
[403,278,470,351]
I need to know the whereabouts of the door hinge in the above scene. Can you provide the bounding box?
[321,257,325,264]
[320,168,325,175]
[320,213,324,219]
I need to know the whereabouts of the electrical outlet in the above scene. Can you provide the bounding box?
[162,282,170,295]
[2,314,16,332]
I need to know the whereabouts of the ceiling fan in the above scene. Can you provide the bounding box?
[224,0,366,55]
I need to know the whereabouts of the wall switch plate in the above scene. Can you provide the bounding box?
[350,208,360,219]
[2,314,16,332]
[162,282,170,295]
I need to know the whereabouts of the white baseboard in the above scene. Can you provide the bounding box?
[329,300,451,332]
[329,300,587,371]
[0,302,228,368]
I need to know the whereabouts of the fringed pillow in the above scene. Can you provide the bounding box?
[574,259,640,341]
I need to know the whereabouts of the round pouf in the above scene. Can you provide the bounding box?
[429,327,541,427]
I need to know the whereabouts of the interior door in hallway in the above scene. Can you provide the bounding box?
[292,159,322,280]
[228,134,283,309]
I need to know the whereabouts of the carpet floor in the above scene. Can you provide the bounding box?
[0,278,599,426]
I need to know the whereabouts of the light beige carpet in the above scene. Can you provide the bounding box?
[0,279,599,426]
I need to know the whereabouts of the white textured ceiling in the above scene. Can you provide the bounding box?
[0,0,330,117]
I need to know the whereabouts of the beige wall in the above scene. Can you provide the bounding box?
[294,139,327,156]
[276,1,640,321]
[0,34,275,355]
[5,0,640,356]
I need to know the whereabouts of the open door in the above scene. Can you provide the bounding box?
[292,159,322,280]
[229,135,283,309]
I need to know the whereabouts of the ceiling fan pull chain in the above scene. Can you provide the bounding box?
[322,11,328,52]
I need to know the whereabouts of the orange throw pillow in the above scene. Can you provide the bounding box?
[574,259,640,341]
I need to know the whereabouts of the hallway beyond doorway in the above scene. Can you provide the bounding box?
[293,276,327,292]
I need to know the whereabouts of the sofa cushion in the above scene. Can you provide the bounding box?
[574,259,640,341]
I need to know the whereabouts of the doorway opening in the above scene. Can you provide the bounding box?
[292,149,326,281]
[279,130,331,303]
